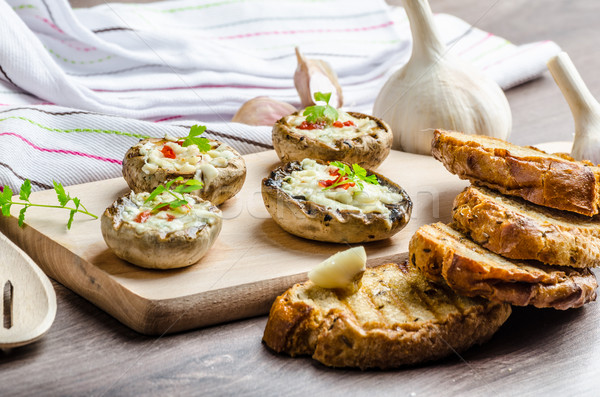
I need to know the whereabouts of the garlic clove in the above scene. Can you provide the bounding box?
[294,47,343,109]
[372,0,511,155]
[232,96,296,126]
[547,52,600,165]
[308,246,366,293]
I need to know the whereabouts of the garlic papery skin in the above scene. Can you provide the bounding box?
[547,52,600,165]
[294,47,343,109]
[372,0,512,155]
[232,96,296,126]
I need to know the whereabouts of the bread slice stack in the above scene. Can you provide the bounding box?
[410,130,598,310]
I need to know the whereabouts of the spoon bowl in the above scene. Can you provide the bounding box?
[0,232,57,349]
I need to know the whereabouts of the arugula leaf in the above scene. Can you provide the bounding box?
[182,125,211,152]
[324,162,380,191]
[303,91,339,124]
[19,179,31,201]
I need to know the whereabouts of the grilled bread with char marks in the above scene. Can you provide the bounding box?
[431,130,600,216]
[262,261,511,369]
[410,223,598,310]
[452,186,600,268]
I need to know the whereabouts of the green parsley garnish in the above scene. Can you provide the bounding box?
[182,124,211,152]
[0,179,97,229]
[325,161,379,191]
[303,92,339,124]
[145,177,204,212]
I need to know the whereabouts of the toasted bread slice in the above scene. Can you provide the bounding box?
[262,261,511,369]
[431,130,600,216]
[410,223,598,310]
[452,186,600,268]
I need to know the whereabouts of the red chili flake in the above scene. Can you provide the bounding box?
[328,168,340,177]
[319,179,334,188]
[134,210,151,223]
[161,145,176,159]
[338,182,356,190]
[176,140,184,146]
[343,120,355,127]
[166,214,176,222]
[332,121,344,128]
[298,121,325,130]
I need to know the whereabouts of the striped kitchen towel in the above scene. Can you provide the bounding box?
[0,0,560,193]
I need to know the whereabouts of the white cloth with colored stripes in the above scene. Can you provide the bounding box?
[0,0,560,193]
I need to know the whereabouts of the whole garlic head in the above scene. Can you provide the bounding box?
[232,96,296,126]
[373,0,512,155]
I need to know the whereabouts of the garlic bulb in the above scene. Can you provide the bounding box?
[373,0,512,155]
[294,47,343,109]
[232,96,296,126]
[547,52,600,164]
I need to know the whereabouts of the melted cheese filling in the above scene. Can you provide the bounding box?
[287,112,378,145]
[120,191,220,237]
[280,159,402,219]
[139,136,236,184]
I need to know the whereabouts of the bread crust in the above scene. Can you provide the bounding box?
[452,186,600,268]
[410,223,598,310]
[272,111,393,169]
[431,130,600,216]
[263,262,511,369]
[122,137,246,206]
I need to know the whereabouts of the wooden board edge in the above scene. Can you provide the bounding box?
[139,252,410,335]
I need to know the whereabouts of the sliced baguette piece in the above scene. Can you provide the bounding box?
[431,130,600,216]
[452,186,600,268]
[263,261,511,369]
[410,223,598,310]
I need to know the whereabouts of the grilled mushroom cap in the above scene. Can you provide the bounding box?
[272,111,393,169]
[122,137,246,206]
[261,160,412,243]
[101,191,222,269]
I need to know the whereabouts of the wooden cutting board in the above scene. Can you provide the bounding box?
[0,149,471,335]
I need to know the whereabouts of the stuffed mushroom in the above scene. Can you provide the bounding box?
[101,190,222,269]
[122,134,246,206]
[272,111,393,169]
[262,159,412,243]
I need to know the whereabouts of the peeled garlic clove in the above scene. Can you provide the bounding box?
[232,96,297,126]
[308,246,366,293]
[373,0,511,155]
[547,52,600,164]
[294,47,343,109]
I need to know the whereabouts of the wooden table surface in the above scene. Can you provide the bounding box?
[4,1,600,395]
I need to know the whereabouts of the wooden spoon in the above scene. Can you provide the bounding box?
[0,232,57,349]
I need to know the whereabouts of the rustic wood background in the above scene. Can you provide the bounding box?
[3,0,600,395]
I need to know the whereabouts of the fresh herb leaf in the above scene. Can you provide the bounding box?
[19,179,31,201]
[0,179,97,229]
[324,162,380,191]
[173,179,203,194]
[145,178,205,213]
[182,125,212,152]
[1,185,13,204]
[18,207,27,227]
[53,181,70,207]
[303,91,339,124]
